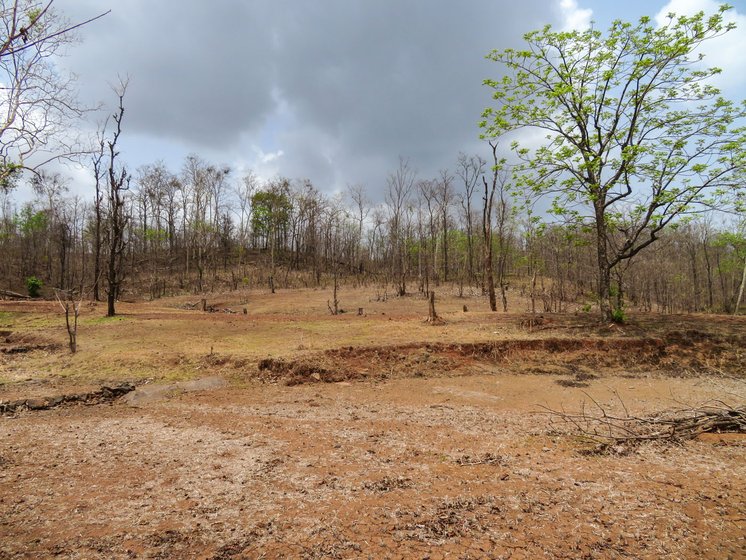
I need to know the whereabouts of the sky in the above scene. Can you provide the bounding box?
[39,0,746,203]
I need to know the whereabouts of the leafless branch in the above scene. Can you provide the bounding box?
[540,397,746,453]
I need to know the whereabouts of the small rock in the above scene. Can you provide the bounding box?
[26,398,48,410]
[310,372,322,382]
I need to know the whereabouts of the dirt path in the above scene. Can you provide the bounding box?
[2,371,744,559]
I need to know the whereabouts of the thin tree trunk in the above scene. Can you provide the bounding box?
[428,291,438,321]
[734,256,746,316]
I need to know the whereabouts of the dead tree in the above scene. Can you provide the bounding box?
[456,153,485,287]
[425,291,444,324]
[327,266,340,315]
[91,129,106,302]
[106,81,130,317]
[54,288,83,353]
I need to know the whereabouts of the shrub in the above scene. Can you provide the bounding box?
[26,276,43,298]
[611,306,625,324]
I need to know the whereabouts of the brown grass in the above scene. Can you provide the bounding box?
[0,287,745,559]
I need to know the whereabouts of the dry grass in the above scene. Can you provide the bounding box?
[2,286,744,391]
[0,287,745,558]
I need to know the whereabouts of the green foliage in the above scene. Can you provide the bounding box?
[251,185,292,239]
[25,276,42,298]
[481,5,745,254]
[0,163,22,192]
[13,206,47,236]
[26,8,42,24]
[611,306,625,324]
[714,230,746,273]
[448,229,469,253]
[407,239,422,259]
[481,5,746,317]
[143,227,167,243]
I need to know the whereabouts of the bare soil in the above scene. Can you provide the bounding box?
[0,288,744,559]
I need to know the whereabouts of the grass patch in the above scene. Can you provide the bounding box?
[79,315,133,326]
[0,311,17,323]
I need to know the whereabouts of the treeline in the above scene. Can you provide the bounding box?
[0,154,744,314]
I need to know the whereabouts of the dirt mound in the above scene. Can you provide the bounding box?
[257,357,362,385]
[0,331,61,354]
[256,336,744,385]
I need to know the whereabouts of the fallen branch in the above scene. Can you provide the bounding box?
[0,289,30,299]
[541,396,746,453]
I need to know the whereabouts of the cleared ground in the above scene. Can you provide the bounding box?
[1,287,744,558]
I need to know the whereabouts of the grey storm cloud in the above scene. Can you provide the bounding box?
[55,0,563,195]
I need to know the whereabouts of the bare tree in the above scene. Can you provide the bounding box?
[0,1,108,188]
[417,178,439,292]
[482,141,507,312]
[54,287,82,353]
[385,157,415,296]
[347,183,369,277]
[435,168,454,282]
[456,153,485,287]
[234,170,258,274]
[105,81,130,317]
[90,128,107,300]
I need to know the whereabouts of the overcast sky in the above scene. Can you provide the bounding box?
[48,0,746,202]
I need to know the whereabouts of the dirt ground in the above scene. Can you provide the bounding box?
[0,288,745,559]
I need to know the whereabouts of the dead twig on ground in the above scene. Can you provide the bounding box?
[540,396,746,453]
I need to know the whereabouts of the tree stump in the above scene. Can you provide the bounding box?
[425,292,445,324]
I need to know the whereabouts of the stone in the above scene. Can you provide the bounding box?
[25,398,48,410]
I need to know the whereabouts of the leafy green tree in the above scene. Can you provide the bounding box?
[481,6,746,320]
[715,228,746,314]
[251,180,292,293]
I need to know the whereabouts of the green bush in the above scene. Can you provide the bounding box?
[25,276,42,298]
[611,306,625,324]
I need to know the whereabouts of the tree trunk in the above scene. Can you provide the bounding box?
[428,291,437,321]
[595,206,612,322]
[466,201,474,286]
[442,213,448,283]
[734,256,746,316]
[484,236,497,312]
[703,241,714,310]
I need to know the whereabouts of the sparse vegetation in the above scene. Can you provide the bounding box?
[0,287,744,558]
[1,3,745,559]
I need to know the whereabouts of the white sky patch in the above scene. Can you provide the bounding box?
[656,0,746,95]
[558,0,593,30]
[255,148,284,165]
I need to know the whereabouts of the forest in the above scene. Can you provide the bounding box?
[1,4,744,319]
[0,151,744,316]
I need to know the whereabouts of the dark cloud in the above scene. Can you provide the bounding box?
[54,0,561,198]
